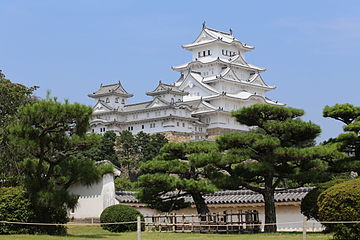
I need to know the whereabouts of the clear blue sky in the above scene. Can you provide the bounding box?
[1,0,360,142]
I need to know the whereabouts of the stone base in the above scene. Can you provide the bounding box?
[159,128,246,142]
[160,131,206,142]
[206,128,246,139]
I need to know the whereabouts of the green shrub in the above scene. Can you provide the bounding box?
[100,204,144,232]
[318,178,360,240]
[301,179,347,221]
[0,187,35,234]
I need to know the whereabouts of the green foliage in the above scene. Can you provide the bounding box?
[0,187,35,234]
[117,131,168,182]
[137,141,217,214]
[301,178,347,221]
[115,177,137,191]
[0,71,37,184]
[318,178,360,240]
[0,70,38,128]
[100,205,144,232]
[323,104,360,174]
[7,98,102,234]
[97,163,114,176]
[210,104,341,232]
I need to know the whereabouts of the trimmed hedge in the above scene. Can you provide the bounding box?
[318,178,360,240]
[301,178,347,221]
[0,187,35,234]
[100,204,144,232]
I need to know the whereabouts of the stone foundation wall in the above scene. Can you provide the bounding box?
[160,131,197,142]
[159,128,246,142]
[207,128,246,140]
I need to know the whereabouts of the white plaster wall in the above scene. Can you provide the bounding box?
[68,174,118,219]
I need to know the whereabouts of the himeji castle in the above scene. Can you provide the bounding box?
[89,24,283,141]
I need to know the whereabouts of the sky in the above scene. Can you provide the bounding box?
[1,0,360,142]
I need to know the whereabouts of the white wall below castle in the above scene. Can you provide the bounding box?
[68,174,118,219]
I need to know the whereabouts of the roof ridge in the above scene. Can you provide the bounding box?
[205,27,232,36]
[124,101,152,107]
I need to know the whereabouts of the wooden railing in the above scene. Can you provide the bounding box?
[143,210,261,234]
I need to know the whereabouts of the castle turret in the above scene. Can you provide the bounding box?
[88,81,133,109]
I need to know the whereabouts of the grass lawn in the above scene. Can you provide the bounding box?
[0,226,333,240]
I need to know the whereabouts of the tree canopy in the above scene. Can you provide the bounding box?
[7,98,104,232]
[0,70,38,184]
[117,130,168,182]
[323,103,360,174]
[137,141,217,214]
[206,104,341,232]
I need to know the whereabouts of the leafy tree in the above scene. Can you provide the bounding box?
[323,104,360,174]
[117,130,138,180]
[81,131,117,163]
[137,141,217,215]
[0,70,37,184]
[117,131,168,182]
[100,131,118,162]
[7,98,103,233]
[208,104,341,232]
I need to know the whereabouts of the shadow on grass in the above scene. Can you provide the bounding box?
[65,233,123,239]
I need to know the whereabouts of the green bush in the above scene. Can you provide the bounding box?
[301,179,347,221]
[0,187,68,235]
[0,187,35,234]
[318,178,360,240]
[100,204,144,232]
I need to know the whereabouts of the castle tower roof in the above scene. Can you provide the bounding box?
[146,81,188,96]
[182,25,254,51]
[88,82,133,98]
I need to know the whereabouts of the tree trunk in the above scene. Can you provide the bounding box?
[262,186,277,233]
[191,191,210,221]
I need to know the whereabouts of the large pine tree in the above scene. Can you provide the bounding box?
[207,104,341,232]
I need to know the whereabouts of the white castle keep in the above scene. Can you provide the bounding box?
[89,24,283,141]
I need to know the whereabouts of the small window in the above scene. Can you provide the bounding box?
[198,52,200,57]
[115,98,119,103]
[92,129,94,133]
[203,50,206,56]
[208,50,210,55]
[177,122,179,127]
[106,98,110,103]
[142,125,144,129]
[121,99,125,104]
[182,123,185,127]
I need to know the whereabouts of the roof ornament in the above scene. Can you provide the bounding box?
[159,80,162,84]
[229,28,233,35]
[202,21,206,29]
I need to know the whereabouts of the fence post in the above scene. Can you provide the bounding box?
[302,216,307,240]
[137,215,141,240]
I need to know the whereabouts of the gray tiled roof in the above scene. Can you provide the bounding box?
[89,82,133,98]
[146,82,188,96]
[116,187,313,205]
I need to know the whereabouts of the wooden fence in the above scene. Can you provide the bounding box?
[143,210,261,234]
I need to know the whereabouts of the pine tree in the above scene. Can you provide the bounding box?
[323,103,360,174]
[137,141,217,215]
[8,98,103,233]
[207,104,341,232]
